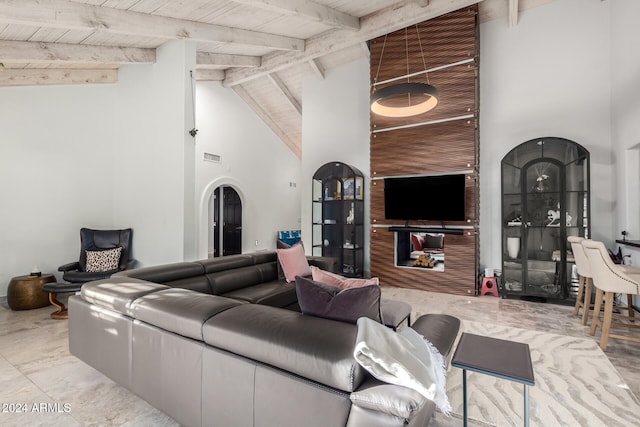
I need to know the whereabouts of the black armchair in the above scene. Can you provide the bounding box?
[58,228,136,284]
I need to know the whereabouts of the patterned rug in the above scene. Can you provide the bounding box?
[442,320,640,427]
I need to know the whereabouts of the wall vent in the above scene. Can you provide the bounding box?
[204,152,221,163]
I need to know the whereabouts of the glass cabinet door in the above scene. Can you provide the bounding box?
[501,138,590,301]
[502,162,523,293]
[523,160,563,297]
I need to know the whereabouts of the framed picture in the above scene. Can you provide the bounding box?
[342,177,363,199]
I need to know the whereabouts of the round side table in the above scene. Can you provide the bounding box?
[7,274,55,310]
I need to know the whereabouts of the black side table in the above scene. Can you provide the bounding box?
[451,332,535,426]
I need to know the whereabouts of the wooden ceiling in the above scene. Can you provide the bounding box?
[0,0,554,157]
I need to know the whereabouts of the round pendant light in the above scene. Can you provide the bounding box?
[371,25,439,118]
[370,82,439,118]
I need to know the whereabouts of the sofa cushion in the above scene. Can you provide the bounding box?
[155,276,213,294]
[277,243,311,282]
[202,304,367,392]
[132,289,243,340]
[81,277,169,316]
[197,254,255,274]
[311,266,379,289]
[295,276,382,324]
[248,251,278,265]
[222,281,296,307]
[114,261,205,283]
[206,265,265,295]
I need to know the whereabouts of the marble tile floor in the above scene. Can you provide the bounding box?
[0,289,638,427]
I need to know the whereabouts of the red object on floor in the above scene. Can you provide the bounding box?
[481,276,499,297]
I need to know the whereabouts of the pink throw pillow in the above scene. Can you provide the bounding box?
[276,243,312,283]
[311,266,379,289]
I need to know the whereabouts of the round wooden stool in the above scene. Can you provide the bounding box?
[42,282,82,319]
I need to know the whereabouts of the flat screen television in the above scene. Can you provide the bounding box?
[384,174,466,221]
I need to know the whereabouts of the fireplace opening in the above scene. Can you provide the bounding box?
[395,231,445,271]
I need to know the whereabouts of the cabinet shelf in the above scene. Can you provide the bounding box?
[312,162,365,278]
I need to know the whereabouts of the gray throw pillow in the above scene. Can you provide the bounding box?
[425,234,444,249]
[295,276,382,324]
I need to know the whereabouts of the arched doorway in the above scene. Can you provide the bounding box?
[210,186,242,257]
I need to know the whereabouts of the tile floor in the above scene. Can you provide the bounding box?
[0,288,638,426]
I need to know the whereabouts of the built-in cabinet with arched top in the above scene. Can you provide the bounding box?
[501,137,590,301]
[312,162,365,278]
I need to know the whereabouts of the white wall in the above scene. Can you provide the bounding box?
[194,81,302,257]
[611,0,640,267]
[301,58,372,273]
[479,0,614,272]
[0,85,116,296]
[0,40,200,297]
[113,40,197,266]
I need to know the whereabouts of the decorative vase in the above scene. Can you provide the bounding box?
[507,237,520,259]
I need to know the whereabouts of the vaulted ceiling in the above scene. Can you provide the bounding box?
[0,0,555,157]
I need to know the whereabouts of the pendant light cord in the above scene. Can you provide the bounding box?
[373,34,388,90]
[189,70,198,138]
[405,27,410,82]
[415,24,430,85]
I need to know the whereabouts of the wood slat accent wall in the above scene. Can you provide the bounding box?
[369,6,479,296]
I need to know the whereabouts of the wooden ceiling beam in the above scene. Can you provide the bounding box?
[0,40,155,64]
[196,70,225,81]
[0,68,117,86]
[0,0,304,51]
[230,0,359,31]
[308,58,325,80]
[196,52,260,68]
[232,84,302,159]
[509,0,519,27]
[267,73,301,114]
[223,0,483,86]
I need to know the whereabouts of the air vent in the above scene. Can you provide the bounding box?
[203,153,221,163]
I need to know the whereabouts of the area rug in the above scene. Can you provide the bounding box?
[441,320,640,426]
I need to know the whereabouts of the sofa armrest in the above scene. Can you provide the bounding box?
[350,378,432,421]
[410,314,460,360]
[307,256,339,273]
[59,261,80,272]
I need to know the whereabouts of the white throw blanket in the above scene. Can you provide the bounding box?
[353,317,451,415]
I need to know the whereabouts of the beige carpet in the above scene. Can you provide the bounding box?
[442,320,640,426]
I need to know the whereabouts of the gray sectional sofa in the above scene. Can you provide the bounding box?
[68,251,461,427]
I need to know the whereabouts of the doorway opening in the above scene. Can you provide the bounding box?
[210,186,242,257]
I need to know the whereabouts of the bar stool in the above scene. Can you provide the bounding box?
[582,240,640,351]
[568,236,593,325]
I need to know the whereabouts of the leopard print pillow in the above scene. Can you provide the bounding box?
[85,246,122,273]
